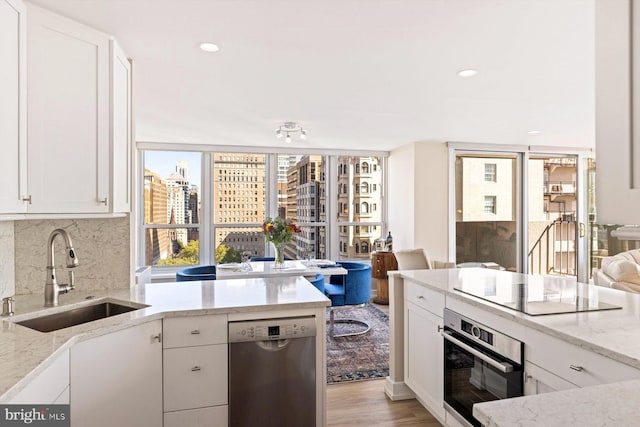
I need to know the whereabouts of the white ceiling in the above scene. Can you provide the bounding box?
[28,0,595,152]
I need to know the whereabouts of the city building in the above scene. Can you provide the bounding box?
[213,153,266,257]
[284,155,326,260]
[337,156,383,259]
[143,169,170,266]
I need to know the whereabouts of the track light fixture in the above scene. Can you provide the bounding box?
[275,122,307,143]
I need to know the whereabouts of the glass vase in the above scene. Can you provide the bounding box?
[273,242,286,269]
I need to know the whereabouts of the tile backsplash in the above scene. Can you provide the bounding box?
[14,217,131,295]
[0,222,16,300]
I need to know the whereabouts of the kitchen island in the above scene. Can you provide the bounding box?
[0,276,330,426]
[387,268,640,427]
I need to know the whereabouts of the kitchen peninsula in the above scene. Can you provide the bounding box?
[0,276,330,427]
[386,268,640,427]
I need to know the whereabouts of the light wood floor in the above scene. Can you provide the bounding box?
[326,379,442,427]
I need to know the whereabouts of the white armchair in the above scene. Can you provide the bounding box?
[394,248,454,270]
[594,248,640,294]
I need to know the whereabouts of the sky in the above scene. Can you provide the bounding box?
[144,151,202,184]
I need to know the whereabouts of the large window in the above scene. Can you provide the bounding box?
[336,156,384,260]
[212,153,267,263]
[142,151,201,266]
[276,154,327,260]
[139,149,386,267]
[456,154,517,271]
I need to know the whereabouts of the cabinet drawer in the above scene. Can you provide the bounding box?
[524,361,577,395]
[164,344,228,412]
[526,332,640,388]
[164,405,228,427]
[405,281,444,317]
[163,315,227,348]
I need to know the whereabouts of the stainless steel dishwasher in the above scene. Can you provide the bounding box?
[228,316,317,427]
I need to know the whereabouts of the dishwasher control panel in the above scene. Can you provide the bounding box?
[229,316,317,342]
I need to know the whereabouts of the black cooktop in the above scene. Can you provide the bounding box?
[454,277,621,316]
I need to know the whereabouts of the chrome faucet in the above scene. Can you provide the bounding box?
[44,228,79,307]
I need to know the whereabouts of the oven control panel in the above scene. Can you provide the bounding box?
[460,319,494,345]
[443,308,523,364]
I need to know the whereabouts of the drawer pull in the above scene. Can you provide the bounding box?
[569,365,584,372]
[152,334,162,343]
[191,366,201,372]
[190,330,201,335]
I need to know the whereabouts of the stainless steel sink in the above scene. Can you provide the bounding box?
[15,301,144,333]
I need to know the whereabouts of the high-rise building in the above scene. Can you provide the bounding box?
[285,155,326,260]
[176,160,189,181]
[188,186,199,242]
[213,153,266,257]
[278,155,296,218]
[166,172,190,247]
[336,156,382,259]
[143,169,171,265]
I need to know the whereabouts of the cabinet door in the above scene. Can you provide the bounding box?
[595,0,640,223]
[27,4,110,213]
[110,39,131,213]
[0,0,26,213]
[404,301,444,420]
[8,349,69,404]
[70,321,162,427]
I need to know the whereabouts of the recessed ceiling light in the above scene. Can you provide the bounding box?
[457,69,478,77]
[199,42,220,52]
[527,130,541,135]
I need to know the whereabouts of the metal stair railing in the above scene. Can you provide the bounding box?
[528,219,577,276]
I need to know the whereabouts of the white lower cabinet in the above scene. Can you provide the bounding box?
[70,320,163,427]
[8,349,69,404]
[404,282,445,422]
[163,315,228,426]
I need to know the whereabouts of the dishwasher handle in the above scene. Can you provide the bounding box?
[256,339,291,352]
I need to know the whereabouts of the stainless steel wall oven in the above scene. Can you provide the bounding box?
[443,309,524,427]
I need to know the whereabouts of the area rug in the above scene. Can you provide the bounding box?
[326,304,389,384]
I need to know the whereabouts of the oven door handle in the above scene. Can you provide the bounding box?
[442,330,514,373]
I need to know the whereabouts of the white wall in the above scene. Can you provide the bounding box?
[388,143,415,250]
[388,142,450,263]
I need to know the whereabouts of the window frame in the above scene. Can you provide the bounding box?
[483,195,497,214]
[484,163,497,182]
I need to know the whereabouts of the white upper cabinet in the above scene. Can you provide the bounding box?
[110,39,132,213]
[7,2,133,215]
[27,3,110,213]
[595,0,640,224]
[0,0,27,214]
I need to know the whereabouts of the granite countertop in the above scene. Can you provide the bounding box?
[393,268,640,426]
[473,379,640,426]
[0,276,330,401]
